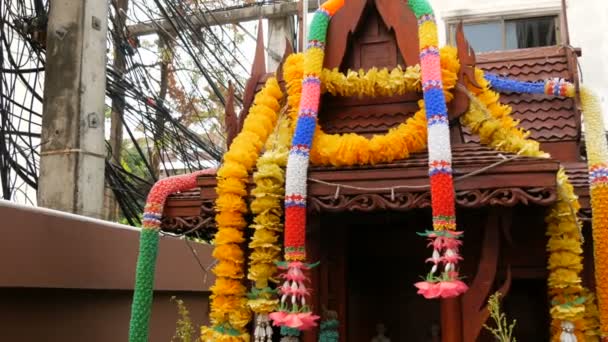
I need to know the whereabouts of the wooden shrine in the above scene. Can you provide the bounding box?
[161,0,591,341]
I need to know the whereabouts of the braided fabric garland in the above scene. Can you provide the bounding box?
[269,0,344,332]
[580,86,608,340]
[408,0,468,299]
[484,73,576,97]
[128,169,214,342]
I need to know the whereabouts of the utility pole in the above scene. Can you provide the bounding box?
[38,0,108,218]
[267,17,295,71]
[105,0,129,221]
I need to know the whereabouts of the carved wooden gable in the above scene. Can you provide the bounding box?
[318,0,422,137]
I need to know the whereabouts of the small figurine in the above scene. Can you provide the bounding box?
[371,323,391,342]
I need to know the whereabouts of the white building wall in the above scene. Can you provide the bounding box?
[428,0,608,124]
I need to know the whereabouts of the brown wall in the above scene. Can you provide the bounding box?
[0,200,214,341]
[0,288,209,342]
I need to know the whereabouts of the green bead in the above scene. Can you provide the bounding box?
[308,12,330,43]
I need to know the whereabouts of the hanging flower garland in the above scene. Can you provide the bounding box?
[269,0,345,332]
[129,169,215,342]
[247,111,293,342]
[579,86,608,340]
[461,75,591,341]
[282,47,461,167]
[407,0,468,299]
[582,287,601,341]
[202,77,284,342]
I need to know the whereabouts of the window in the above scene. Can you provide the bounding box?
[448,16,560,53]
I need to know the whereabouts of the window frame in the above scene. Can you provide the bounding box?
[445,10,563,53]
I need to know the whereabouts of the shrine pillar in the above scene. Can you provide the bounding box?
[441,298,463,342]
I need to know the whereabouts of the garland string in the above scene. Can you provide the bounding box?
[269,0,345,332]
[247,110,293,342]
[408,0,468,299]
[202,77,284,342]
[128,169,214,342]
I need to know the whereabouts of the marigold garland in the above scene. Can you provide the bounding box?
[201,77,283,342]
[580,86,608,340]
[461,74,591,341]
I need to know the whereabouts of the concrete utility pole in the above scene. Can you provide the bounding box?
[267,17,296,71]
[38,0,108,218]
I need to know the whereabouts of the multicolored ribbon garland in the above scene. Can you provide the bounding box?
[128,169,214,342]
[484,73,575,97]
[408,0,468,299]
[269,0,344,332]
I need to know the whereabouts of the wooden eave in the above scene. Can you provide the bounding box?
[162,144,564,234]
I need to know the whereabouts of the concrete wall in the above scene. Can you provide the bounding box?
[0,200,214,341]
[428,0,608,123]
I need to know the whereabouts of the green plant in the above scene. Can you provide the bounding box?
[171,296,195,342]
[483,292,517,342]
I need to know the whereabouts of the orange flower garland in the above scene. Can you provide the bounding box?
[202,77,283,342]
[580,86,608,340]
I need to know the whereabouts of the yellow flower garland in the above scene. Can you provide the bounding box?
[282,46,461,166]
[201,77,283,342]
[247,111,293,315]
[461,76,592,340]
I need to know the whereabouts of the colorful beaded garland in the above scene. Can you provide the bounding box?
[270,0,345,332]
[484,73,575,97]
[128,169,214,342]
[408,0,467,299]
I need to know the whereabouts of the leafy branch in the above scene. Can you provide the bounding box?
[483,292,517,342]
[171,296,195,342]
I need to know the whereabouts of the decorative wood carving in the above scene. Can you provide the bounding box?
[456,22,481,90]
[161,215,215,233]
[375,0,420,67]
[461,209,512,342]
[456,187,556,207]
[308,187,557,212]
[224,82,238,148]
[323,0,368,70]
[324,0,419,70]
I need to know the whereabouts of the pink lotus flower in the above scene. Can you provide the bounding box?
[414,280,468,299]
[428,237,444,249]
[269,311,288,326]
[270,311,319,330]
[443,237,462,250]
[296,312,320,330]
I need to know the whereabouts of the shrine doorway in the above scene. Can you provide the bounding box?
[314,211,441,342]
[310,207,552,342]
